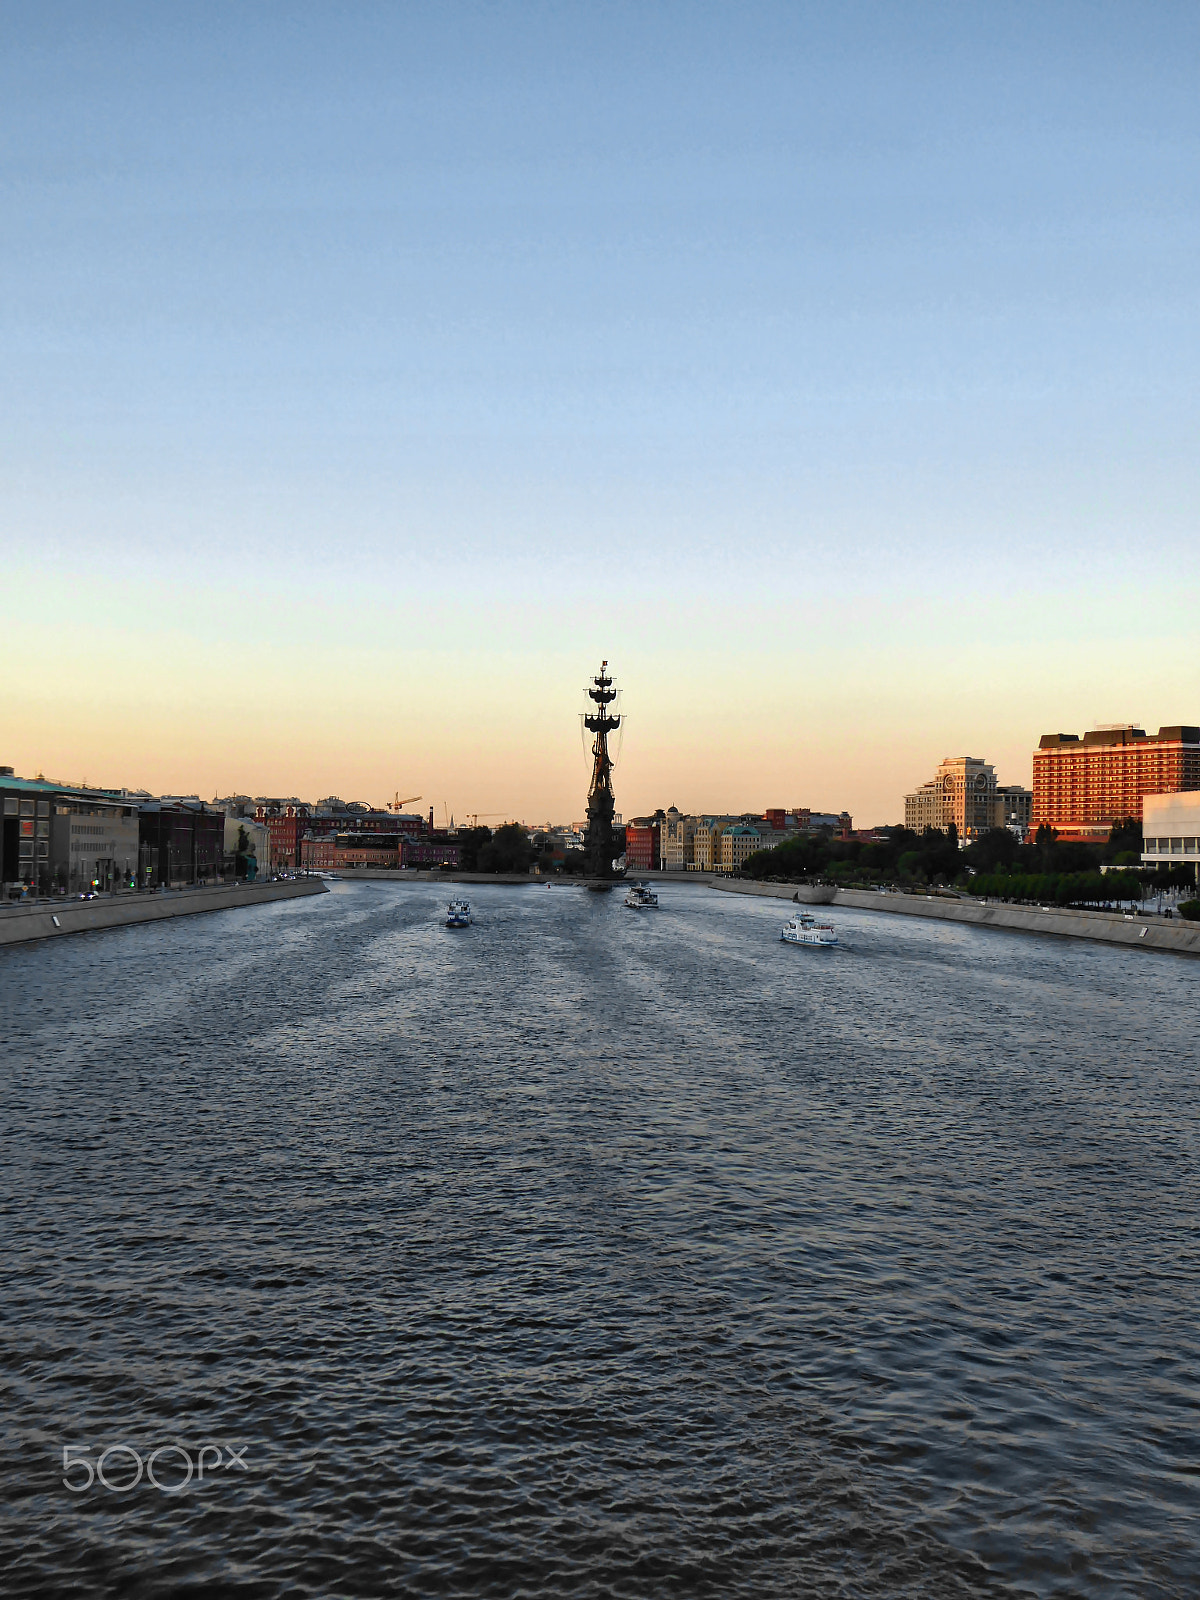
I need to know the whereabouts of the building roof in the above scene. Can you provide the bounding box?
[0,773,138,807]
[1040,725,1199,749]
[1,774,81,794]
[138,799,221,814]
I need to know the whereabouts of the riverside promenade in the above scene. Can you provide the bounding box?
[0,877,327,948]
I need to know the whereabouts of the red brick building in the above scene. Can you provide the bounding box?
[1033,725,1200,841]
[249,804,304,869]
[303,836,402,870]
[405,835,460,867]
[301,831,460,871]
[257,803,425,869]
[624,819,660,871]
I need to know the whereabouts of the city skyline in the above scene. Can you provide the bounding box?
[3,5,1197,822]
[7,697,1196,832]
[5,680,1196,831]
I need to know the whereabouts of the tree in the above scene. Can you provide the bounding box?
[1104,818,1142,861]
[963,827,1018,874]
[896,850,924,882]
[456,827,492,872]
[476,822,532,874]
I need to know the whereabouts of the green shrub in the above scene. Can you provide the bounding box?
[1178,899,1200,922]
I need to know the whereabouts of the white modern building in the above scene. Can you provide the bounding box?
[1142,792,1200,882]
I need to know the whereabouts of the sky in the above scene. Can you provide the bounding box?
[2,2,1197,824]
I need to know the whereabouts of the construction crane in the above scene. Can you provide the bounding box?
[389,792,421,813]
[465,812,506,828]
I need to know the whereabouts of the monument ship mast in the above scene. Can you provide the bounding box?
[583,660,621,880]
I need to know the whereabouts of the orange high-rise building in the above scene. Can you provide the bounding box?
[1032,725,1200,841]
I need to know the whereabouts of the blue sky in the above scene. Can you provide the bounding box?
[3,3,1197,820]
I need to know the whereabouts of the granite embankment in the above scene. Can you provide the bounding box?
[0,878,327,948]
[714,878,1200,957]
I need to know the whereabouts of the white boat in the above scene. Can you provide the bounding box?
[623,881,659,909]
[446,898,472,927]
[781,910,837,947]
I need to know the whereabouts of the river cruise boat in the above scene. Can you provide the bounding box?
[623,882,659,909]
[781,910,837,947]
[446,898,473,927]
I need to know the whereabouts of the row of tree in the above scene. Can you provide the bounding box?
[456,824,533,874]
[447,820,1196,904]
[456,824,631,875]
[741,819,1193,906]
[969,870,1144,906]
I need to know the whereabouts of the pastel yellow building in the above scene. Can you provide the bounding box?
[692,817,731,871]
[719,824,764,872]
[661,807,697,871]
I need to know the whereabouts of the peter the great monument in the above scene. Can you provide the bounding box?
[583,661,620,881]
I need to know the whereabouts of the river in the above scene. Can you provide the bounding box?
[2,880,1197,1597]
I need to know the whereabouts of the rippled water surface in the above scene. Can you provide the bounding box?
[2,881,1198,1598]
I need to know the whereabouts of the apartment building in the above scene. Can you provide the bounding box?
[719,824,764,873]
[661,807,697,871]
[690,818,729,871]
[1034,725,1200,841]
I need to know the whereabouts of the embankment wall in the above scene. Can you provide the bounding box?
[0,878,327,949]
[713,879,1200,957]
